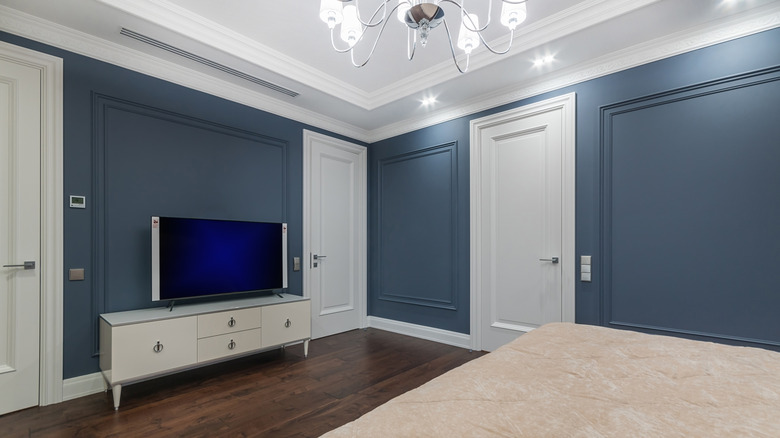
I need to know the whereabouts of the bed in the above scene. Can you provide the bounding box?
[321,323,780,437]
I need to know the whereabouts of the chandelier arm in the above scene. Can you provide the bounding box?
[353,0,390,28]
[407,26,417,61]
[324,0,526,73]
[439,0,493,32]
[348,10,399,68]
[442,19,469,74]
[329,28,357,54]
[477,28,515,55]
[329,3,399,57]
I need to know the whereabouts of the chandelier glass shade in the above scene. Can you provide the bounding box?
[318,0,528,73]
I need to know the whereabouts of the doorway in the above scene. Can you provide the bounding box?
[470,93,576,351]
[0,41,63,412]
[303,130,367,339]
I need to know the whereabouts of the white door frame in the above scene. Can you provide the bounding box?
[302,130,368,330]
[469,93,576,351]
[0,41,64,405]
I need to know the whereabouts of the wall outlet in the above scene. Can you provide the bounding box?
[69,268,85,281]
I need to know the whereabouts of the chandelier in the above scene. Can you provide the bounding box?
[319,0,528,73]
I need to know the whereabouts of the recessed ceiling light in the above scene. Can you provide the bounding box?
[421,96,437,106]
[533,55,555,67]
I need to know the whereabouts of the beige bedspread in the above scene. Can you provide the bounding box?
[321,323,780,437]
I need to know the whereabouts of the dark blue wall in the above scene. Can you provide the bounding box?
[371,141,468,332]
[95,95,289,312]
[0,31,364,379]
[602,67,780,346]
[370,27,780,350]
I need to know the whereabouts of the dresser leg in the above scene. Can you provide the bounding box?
[112,384,122,410]
[304,339,309,358]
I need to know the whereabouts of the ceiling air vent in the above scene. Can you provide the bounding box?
[120,28,300,98]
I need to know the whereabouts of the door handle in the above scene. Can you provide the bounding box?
[3,261,35,270]
[539,257,559,264]
[312,254,327,268]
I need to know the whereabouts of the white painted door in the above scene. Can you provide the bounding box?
[303,131,366,339]
[471,94,576,352]
[0,56,42,414]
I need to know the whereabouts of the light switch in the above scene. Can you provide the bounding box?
[581,265,591,273]
[293,257,301,272]
[69,268,85,281]
[581,272,591,282]
[581,255,591,265]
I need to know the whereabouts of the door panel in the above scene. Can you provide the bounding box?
[304,131,366,339]
[0,57,42,415]
[492,127,559,329]
[318,153,355,314]
[474,97,573,352]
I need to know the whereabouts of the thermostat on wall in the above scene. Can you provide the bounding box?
[69,195,86,209]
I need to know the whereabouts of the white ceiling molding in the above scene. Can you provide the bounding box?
[97,0,374,109]
[0,5,372,143]
[98,0,661,111]
[1,2,779,144]
[367,0,661,110]
[368,2,780,142]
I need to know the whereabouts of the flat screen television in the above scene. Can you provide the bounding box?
[151,216,287,302]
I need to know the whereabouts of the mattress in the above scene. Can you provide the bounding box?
[321,323,780,437]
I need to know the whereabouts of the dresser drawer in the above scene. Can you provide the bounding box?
[261,301,311,347]
[111,316,197,383]
[198,307,262,338]
[197,328,262,362]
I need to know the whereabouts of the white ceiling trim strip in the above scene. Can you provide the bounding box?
[0,5,372,142]
[1,3,778,143]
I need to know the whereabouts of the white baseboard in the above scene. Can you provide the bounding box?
[63,372,106,401]
[367,316,472,350]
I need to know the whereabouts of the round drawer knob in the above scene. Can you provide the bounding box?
[153,341,164,353]
[284,319,292,328]
[228,317,236,327]
[228,340,236,350]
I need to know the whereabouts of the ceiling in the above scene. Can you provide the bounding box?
[1,0,778,142]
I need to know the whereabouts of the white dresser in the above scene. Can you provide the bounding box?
[99,294,310,409]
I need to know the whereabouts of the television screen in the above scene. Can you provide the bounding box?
[152,217,287,301]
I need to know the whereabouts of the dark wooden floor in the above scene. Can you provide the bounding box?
[0,328,486,437]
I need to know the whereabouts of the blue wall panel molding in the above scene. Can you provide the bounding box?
[90,93,290,354]
[376,142,459,310]
[600,66,780,347]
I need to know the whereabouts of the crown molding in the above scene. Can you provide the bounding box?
[2,2,778,145]
[97,0,374,109]
[0,5,372,143]
[367,0,660,109]
[368,2,780,142]
[100,0,662,111]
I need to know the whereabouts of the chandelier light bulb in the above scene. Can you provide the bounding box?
[457,13,480,55]
[340,4,363,46]
[319,0,343,29]
[500,1,527,30]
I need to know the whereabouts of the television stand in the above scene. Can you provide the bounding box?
[99,294,310,409]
